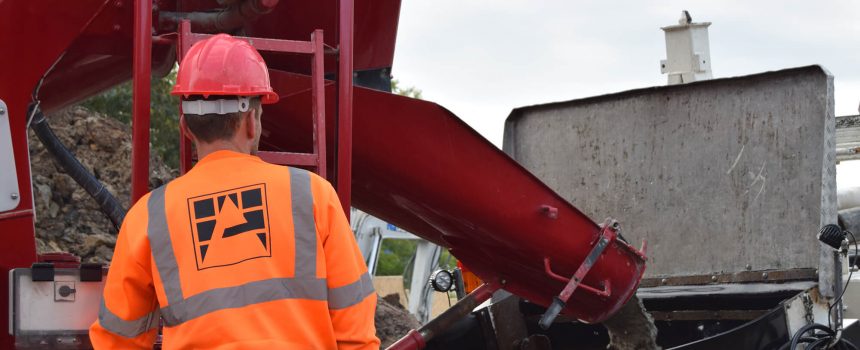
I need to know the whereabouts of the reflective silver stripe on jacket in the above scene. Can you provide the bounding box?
[147,186,184,304]
[98,299,160,338]
[328,272,375,310]
[148,167,372,326]
[159,274,375,325]
[289,167,317,279]
[160,277,327,325]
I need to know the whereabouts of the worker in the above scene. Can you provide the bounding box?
[89,34,379,349]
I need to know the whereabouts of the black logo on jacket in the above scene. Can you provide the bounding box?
[188,184,271,270]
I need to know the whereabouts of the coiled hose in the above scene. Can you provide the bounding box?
[780,323,858,350]
[28,103,126,230]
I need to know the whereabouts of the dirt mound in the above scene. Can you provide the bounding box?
[375,294,421,348]
[28,106,175,263]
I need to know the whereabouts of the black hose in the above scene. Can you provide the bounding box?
[782,322,860,350]
[28,103,126,230]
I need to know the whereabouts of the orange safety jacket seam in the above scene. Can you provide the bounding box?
[97,167,375,336]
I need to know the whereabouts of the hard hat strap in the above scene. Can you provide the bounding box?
[182,97,251,115]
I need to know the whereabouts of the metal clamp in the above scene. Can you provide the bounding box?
[544,258,611,298]
[538,218,619,329]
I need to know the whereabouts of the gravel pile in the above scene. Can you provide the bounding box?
[29,106,174,263]
[375,294,422,348]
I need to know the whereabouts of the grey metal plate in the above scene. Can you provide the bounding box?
[504,66,836,280]
[0,99,20,212]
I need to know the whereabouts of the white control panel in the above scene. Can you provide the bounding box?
[9,267,106,349]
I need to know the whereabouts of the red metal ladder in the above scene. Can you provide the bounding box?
[176,20,328,179]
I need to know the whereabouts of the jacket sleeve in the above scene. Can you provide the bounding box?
[89,197,160,349]
[316,179,380,350]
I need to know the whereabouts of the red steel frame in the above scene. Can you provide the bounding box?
[129,0,355,213]
[176,21,329,180]
[131,0,152,204]
[337,0,355,219]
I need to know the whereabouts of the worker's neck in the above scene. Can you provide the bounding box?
[195,139,253,160]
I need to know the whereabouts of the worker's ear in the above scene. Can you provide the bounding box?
[244,109,258,139]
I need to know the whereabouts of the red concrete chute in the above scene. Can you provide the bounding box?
[261,69,648,324]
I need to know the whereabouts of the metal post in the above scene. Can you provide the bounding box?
[336,0,354,219]
[311,29,327,179]
[408,241,443,323]
[178,20,194,175]
[131,0,152,204]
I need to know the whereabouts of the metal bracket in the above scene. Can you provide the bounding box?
[801,293,814,324]
[30,263,55,282]
[544,258,611,297]
[0,98,20,212]
[80,263,104,282]
[538,218,618,329]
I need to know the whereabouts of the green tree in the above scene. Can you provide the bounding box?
[82,67,180,169]
[375,239,458,277]
[376,239,419,276]
[391,79,422,99]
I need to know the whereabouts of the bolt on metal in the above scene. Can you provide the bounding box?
[10,192,18,200]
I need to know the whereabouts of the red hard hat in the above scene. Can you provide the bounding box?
[172,34,279,104]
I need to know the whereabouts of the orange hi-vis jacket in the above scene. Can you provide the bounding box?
[89,150,379,349]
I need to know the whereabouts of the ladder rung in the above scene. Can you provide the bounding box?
[184,33,315,54]
[258,151,318,167]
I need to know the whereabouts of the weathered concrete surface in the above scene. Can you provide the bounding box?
[504,66,837,280]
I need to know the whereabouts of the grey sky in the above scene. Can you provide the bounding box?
[393,0,860,147]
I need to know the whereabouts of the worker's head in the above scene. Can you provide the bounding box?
[171,33,278,155]
[179,95,264,154]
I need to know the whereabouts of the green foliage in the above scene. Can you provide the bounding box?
[375,238,458,277]
[376,239,418,276]
[437,249,456,270]
[82,67,180,169]
[391,79,422,99]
